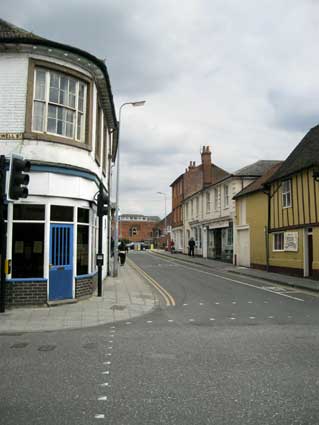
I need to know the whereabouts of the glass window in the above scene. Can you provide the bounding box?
[13,204,45,221]
[12,223,44,278]
[273,232,284,251]
[214,188,219,210]
[227,227,233,246]
[32,67,87,143]
[282,180,292,208]
[77,225,89,275]
[78,208,89,224]
[51,205,73,222]
[206,192,211,213]
[224,185,229,208]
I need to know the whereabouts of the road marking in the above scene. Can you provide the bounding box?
[189,318,195,322]
[149,254,304,302]
[168,319,174,322]
[98,396,107,401]
[127,257,176,306]
[100,382,109,387]
[249,316,256,319]
[108,347,113,349]
[147,320,152,323]
[215,302,220,305]
[126,322,132,325]
[102,371,110,375]
[199,302,204,306]
[229,317,236,320]
[268,316,274,319]
[209,318,215,321]
[232,301,237,304]
[183,303,188,306]
[104,361,111,365]
[95,414,105,419]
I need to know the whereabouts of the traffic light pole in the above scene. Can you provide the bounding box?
[0,156,7,313]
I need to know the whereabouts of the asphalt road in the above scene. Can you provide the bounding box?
[1,251,319,424]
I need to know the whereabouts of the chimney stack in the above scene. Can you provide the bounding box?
[201,145,212,187]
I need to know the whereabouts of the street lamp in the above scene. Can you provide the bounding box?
[157,192,167,235]
[113,100,146,277]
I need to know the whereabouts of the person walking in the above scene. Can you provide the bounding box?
[118,240,127,266]
[188,237,195,257]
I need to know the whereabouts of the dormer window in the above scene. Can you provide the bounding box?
[26,59,92,149]
[282,180,292,208]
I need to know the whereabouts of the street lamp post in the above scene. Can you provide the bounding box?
[113,100,146,277]
[157,192,167,235]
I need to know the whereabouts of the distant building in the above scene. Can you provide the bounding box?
[119,214,160,243]
[153,212,172,249]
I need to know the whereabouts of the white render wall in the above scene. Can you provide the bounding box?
[0,52,109,184]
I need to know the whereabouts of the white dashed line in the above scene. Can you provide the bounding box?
[229,317,236,320]
[215,302,220,305]
[249,316,256,319]
[189,319,195,322]
[146,320,152,323]
[248,301,253,304]
[183,303,188,306]
[168,319,174,322]
[98,396,107,401]
[209,318,215,321]
[102,371,110,375]
[199,303,204,306]
[268,316,274,319]
[103,361,111,365]
[232,302,237,304]
[95,414,105,419]
[110,326,116,329]
[100,382,109,387]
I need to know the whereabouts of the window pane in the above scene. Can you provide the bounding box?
[47,105,57,133]
[35,69,46,100]
[78,208,89,223]
[68,79,76,108]
[14,204,45,221]
[77,113,83,141]
[12,223,44,278]
[51,205,73,222]
[33,101,45,131]
[77,225,89,275]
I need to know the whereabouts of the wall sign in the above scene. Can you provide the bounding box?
[0,133,23,140]
[284,232,298,252]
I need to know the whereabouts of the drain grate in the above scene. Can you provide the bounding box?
[38,345,56,352]
[11,343,28,349]
[83,342,98,349]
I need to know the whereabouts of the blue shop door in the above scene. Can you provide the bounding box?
[49,224,73,301]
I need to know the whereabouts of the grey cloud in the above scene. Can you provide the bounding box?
[268,89,319,132]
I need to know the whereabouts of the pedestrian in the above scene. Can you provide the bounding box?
[188,237,195,257]
[118,240,127,266]
[170,239,175,253]
[111,237,114,257]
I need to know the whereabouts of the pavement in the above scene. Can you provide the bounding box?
[0,257,159,333]
[151,249,319,292]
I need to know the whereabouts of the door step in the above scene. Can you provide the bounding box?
[47,299,77,307]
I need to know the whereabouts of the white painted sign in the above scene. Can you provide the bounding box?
[284,232,298,252]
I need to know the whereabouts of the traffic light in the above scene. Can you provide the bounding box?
[97,187,109,217]
[8,156,31,200]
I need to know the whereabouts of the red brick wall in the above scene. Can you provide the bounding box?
[119,220,158,242]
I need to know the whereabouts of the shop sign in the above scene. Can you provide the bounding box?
[284,232,298,252]
[209,220,229,230]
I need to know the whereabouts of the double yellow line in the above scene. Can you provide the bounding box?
[128,258,176,307]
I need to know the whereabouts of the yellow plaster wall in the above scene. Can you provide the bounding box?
[245,192,268,266]
[269,229,304,270]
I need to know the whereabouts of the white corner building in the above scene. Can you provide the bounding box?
[0,19,118,305]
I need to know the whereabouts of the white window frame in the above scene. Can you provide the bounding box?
[206,192,211,213]
[32,67,87,143]
[224,185,229,208]
[273,232,284,251]
[282,180,292,208]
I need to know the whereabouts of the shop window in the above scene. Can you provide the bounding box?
[78,208,89,224]
[273,232,284,251]
[13,204,45,221]
[77,225,89,275]
[51,205,73,222]
[12,223,44,278]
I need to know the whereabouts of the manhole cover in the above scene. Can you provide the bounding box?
[11,343,28,349]
[110,305,126,311]
[38,345,56,352]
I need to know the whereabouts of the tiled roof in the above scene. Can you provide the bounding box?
[234,162,283,199]
[268,125,319,182]
[0,18,44,40]
[234,160,282,177]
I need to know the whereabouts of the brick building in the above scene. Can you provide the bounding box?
[170,146,228,252]
[119,214,160,243]
[153,212,172,249]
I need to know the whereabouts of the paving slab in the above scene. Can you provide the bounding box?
[0,260,159,333]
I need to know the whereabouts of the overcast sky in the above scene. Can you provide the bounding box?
[2,0,319,217]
